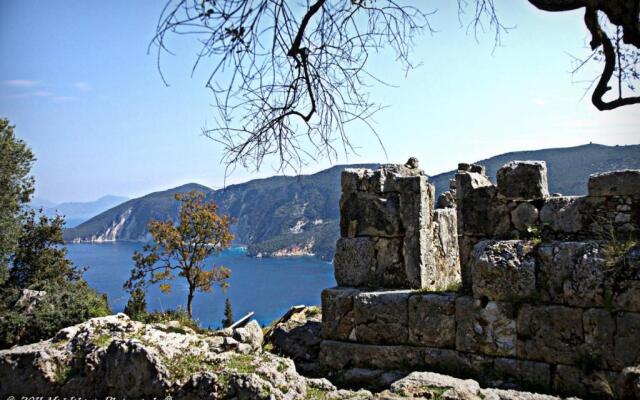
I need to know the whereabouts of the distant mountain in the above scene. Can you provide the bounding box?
[31,197,56,209]
[32,195,129,227]
[64,143,640,260]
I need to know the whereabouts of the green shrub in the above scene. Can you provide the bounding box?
[0,119,111,349]
[0,280,110,348]
[142,307,205,333]
[124,288,148,321]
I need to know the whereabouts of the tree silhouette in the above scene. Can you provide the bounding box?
[154,0,639,170]
[222,297,234,328]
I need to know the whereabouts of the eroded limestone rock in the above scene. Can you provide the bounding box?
[264,305,322,364]
[0,314,304,399]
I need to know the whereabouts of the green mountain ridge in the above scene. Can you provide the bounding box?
[64,143,640,260]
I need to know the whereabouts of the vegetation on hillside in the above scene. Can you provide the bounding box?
[0,118,110,348]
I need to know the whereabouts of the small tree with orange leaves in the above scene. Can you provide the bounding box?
[124,191,233,318]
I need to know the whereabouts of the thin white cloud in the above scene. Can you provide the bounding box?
[3,79,39,87]
[31,91,54,97]
[53,96,76,102]
[531,97,547,106]
[73,81,91,91]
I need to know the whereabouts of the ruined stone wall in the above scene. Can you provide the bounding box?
[455,162,640,289]
[336,161,461,290]
[320,161,640,399]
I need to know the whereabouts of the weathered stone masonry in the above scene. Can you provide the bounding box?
[320,160,640,399]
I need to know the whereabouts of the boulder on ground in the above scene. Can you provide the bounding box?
[264,305,322,363]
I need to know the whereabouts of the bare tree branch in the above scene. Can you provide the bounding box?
[154,0,434,172]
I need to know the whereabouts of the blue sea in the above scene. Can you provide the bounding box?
[67,243,335,328]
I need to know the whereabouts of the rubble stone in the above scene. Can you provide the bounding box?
[437,190,457,209]
[510,202,539,231]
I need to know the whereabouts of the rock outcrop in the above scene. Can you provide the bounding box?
[0,314,310,399]
[0,312,582,399]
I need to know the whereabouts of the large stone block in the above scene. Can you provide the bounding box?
[613,246,640,313]
[458,235,480,290]
[496,161,549,200]
[370,237,406,288]
[318,340,425,371]
[408,293,457,348]
[456,171,493,198]
[341,168,376,194]
[492,358,552,390]
[432,209,461,290]
[321,287,360,341]
[471,240,537,302]
[553,365,619,399]
[537,242,607,307]
[583,308,616,370]
[614,312,640,368]
[588,169,640,197]
[381,168,428,194]
[340,192,402,238]
[353,290,410,345]
[615,281,640,313]
[516,304,584,365]
[539,196,584,234]
[455,296,517,357]
[334,237,407,288]
[456,172,502,237]
[334,237,374,287]
[400,179,437,289]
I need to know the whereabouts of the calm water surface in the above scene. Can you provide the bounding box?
[67,243,335,328]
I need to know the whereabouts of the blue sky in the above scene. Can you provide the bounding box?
[1,1,638,203]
